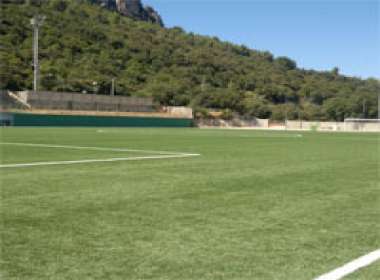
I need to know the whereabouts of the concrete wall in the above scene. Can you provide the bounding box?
[286,121,345,131]
[286,120,380,132]
[197,117,379,132]
[344,121,380,132]
[197,117,269,128]
[163,106,193,119]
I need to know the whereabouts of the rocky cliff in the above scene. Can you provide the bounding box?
[94,0,164,26]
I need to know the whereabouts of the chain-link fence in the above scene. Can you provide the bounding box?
[2,91,157,113]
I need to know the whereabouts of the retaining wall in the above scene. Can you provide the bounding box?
[197,118,269,128]
[286,120,380,132]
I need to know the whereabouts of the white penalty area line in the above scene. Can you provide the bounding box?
[0,154,200,169]
[0,142,192,155]
[314,249,380,280]
[0,142,200,168]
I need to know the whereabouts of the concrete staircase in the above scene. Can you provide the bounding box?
[0,91,31,110]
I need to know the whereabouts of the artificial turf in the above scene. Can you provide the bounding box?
[0,127,379,279]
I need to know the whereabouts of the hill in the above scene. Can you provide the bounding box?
[1,0,379,121]
[89,0,164,26]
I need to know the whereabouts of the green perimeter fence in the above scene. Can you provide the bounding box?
[0,112,193,127]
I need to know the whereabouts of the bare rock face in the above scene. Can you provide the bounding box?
[97,0,117,9]
[94,0,164,26]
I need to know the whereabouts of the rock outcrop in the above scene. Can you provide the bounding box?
[94,0,164,26]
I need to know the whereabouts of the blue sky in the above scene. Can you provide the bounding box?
[143,0,379,79]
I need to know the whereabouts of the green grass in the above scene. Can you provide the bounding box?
[0,144,155,165]
[0,128,379,280]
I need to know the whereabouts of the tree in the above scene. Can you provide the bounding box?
[323,98,348,121]
[275,56,297,70]
[1,1,379,122]
[240,92,271,118]
[140,73,190,106]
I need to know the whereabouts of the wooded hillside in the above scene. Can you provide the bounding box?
[1,0,379,120]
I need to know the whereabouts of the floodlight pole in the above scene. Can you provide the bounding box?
[32,21,39,92]
[111,78,115,96]
[298,105,302,129]
[201,75,206,92]
[378,93,380,120]
[378,92,380,121]
[30,15,45,93]
[284,96,288,130]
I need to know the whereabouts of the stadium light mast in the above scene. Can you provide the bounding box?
[362,99,367,118]
[111,78,115,96]
[284,96,288,130]
[378,92,380,120]
[30,15,45,93]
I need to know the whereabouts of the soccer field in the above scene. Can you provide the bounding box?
[0,127,379,280]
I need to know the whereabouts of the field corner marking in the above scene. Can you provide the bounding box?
[313,249,380,280]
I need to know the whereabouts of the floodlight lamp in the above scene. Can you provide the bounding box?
[30,15,46,27]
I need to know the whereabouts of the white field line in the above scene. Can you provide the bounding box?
[314,249,380,280]
[0,142,200,168]
[0,154,200,169]
[238,134,303,138]
[0,142,191,155]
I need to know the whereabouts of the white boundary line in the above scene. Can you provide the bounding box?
[314,249,380,280]
[0,154,200,168]
[0,142,191,155]
[0,142,200,168]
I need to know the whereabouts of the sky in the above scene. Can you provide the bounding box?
[143,0,379,79]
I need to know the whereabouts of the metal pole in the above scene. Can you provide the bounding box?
[33,25,38,92]
[377,93,380,133]
[378,92,380,120]
[201,75,206,92]
[284,96,288,130]
[111,78,115,96]
[298,105,302,129]
[30,15,45,93]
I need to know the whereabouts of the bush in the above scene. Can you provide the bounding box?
[221,109,234,120]
[193,107,209,119]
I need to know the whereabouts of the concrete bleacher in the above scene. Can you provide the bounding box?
[25,91,156,113]
[1,91,194,124]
